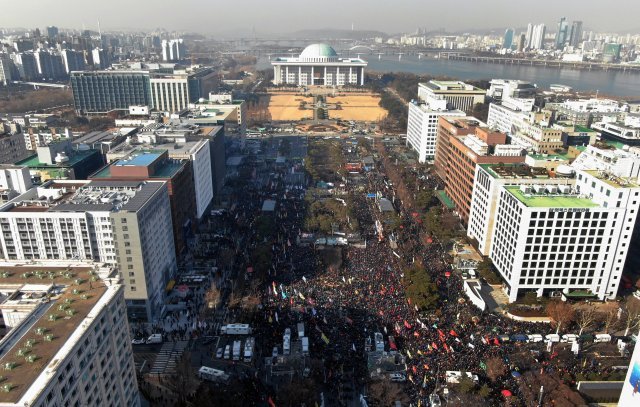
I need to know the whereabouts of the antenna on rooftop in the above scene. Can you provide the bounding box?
[97,19,102,38]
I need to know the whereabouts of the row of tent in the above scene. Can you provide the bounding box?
[492,333,614,344]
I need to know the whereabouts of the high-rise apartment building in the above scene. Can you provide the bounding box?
[10,52,38,81]
[91,48,111,69]
[530,24,546,50]
[503,29,515,49]
[0,263,139,407]
[0,180,176,322]
[46,25,59,39]
[61,49,86,74]
[555,17,570,49]
[569,21,583,48]
[161,39,186,61]
[0,54,14,85]
[33,49,66,80]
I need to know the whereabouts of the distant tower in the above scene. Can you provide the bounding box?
[351,22,354,31]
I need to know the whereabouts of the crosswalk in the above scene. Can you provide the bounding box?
[149,341,189,375]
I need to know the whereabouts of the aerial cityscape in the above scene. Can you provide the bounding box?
[1,1,640,406]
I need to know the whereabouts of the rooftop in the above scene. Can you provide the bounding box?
[115,151,163,167]
[0,264,114,403]
[505,185,599,208]
[422,80,484,92]
[15,149,99,168]
[583,169,640,188]
[3,180,164,213]
[480,163,550,179]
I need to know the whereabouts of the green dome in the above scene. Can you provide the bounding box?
[300,43,338,59]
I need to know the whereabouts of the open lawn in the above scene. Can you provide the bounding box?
[267,94,313,121]
[327,94,387,121]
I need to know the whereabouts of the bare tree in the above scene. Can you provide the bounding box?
[575,305,599,335]
[368,379,410,406]
[486,356,507,382]
[622,298,640,336]
[546,301,575,334]
[602,308,620,333]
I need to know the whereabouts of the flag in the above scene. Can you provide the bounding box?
[312,308,317,316]
[268,316,273,323]
[480,361,487,371]
[449,330,458,337]
[323,317,328,325]
[406,350,412,358]
[384,326,388,334]
[298,292,305,300]
[321,333,330,344]
[268,397,276,407]
[275,312,279,322]
[302,276,307,284]
[345,317,353,324]
[352,343,356,351]
[404,320,412,329]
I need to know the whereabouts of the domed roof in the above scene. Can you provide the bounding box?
[299,43,338,59]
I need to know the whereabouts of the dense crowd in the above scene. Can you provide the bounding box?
[202,138,612,405]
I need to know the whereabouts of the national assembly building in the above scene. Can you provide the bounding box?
[271,43,367,86]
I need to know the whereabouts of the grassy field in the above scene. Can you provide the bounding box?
[327,94,387,121]
[267,94,313,121]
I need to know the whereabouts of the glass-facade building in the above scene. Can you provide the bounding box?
[71,71,153,114]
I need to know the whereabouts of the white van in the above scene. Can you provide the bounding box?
[389,373,406,382]
[527,334,544,343]
[594,334,612,343]
[561,334,579,343]
[545,334,560,343]
[146,334,163,344]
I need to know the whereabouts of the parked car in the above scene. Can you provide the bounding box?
[216,348,224,359]
[131,337,146,345]
[389,373,406,382]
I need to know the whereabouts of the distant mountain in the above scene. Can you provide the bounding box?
[288,29,388,40]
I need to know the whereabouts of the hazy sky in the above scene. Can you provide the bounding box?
[4,0,639,35]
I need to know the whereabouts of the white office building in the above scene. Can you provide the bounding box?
[486,168,640,302]
[487,102,532,134]
[406,96,465,163]
[0,180,176,322]
[271,44,367,86]
[571,144,640,178]
[417,81,485,112]
[0,263,139,407]
[468,164,571,256]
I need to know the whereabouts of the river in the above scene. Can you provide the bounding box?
[257,54,640,98]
